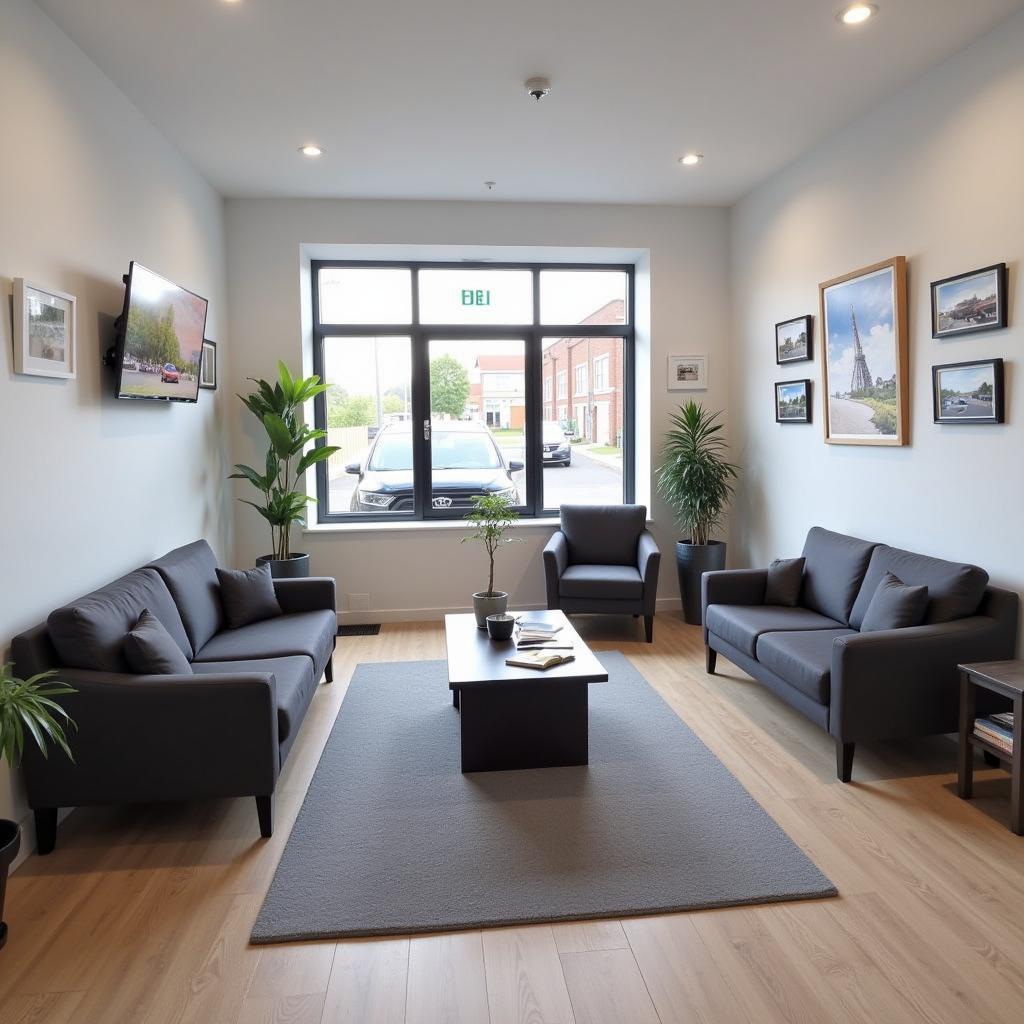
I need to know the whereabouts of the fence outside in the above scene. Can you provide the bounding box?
[327,426,370,479]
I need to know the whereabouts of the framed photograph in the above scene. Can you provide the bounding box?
[932,359,1004,424]
[12,279,77,379]
[775,379,812,423]
[931,264,1007,339]
[775,315,813,364]
[819,257,909,446]
[667,354,707,391]
[199,339,217,390]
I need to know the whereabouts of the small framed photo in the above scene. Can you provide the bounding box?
[932,359,1004,424]
[931,264,1007,339]
[199,339,217,390]
[775,315,813,364]
[12,279,77,379]
[775,379,812,423]
[667,354,707,391]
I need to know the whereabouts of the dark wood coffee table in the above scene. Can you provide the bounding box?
[444,610,608,773]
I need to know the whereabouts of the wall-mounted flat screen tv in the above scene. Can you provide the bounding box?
[114,262,209,402]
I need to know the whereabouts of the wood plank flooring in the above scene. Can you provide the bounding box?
[2,615,1023,1023]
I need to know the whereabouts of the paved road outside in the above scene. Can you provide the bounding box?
[828,397,880,436]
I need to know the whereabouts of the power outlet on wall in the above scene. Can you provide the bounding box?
[348,594,371,612]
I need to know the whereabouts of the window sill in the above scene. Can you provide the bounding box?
[304,517,564,535]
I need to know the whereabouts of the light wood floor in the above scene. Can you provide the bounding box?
[3,614,1023,1024]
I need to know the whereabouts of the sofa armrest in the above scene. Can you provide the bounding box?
[637,531,661,615]
[273,576,336,615]
[701,569,767,640]
[21,668,279,810]
[830,614,1018,742]
[543,532,569,609]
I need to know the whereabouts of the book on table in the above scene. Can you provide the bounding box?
[505,650,576,671]
[973,714,1014,755]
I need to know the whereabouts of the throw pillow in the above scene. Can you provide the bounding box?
[764,557,805,607]
[860,571,929,632]
[216,563,283,630]
[124,609,193,675]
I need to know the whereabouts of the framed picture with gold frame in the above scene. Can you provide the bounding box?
[819,256,909,446]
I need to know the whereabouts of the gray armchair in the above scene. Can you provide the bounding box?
[543,505,661,642]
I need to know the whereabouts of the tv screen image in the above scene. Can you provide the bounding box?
[116,263,208,402]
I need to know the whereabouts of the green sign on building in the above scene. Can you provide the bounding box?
[461,289,491,307]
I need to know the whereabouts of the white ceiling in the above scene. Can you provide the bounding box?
[36,0,1024,204]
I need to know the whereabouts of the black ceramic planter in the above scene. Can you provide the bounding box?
[0,819,21,952]
[256,553,311,579]
[676,540,727,626]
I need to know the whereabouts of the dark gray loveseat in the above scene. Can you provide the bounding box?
[12,540,336,853]
[703,527,1019,781]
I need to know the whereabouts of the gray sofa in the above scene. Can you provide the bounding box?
[12,540,336,853]
[543,505,661,642]
[703,527,1019,781]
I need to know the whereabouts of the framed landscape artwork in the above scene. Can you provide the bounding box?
[667,354,707,391]
[12,278,77,379]
[819,257,909,446]
[932,358,1004,424]
[775,379,812,423]
[775,315,813,364]
[199,339,217,390]
[931,264,1007,339]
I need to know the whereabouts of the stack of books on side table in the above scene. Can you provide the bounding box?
[974,712,1015,756]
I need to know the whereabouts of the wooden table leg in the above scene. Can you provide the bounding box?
[1011,694,1023,836]
[957,671,975,800]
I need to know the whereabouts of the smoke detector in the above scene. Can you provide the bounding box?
[525,77,552,102]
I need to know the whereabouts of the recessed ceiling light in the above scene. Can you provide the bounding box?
[838,3,877,25]
[678,153,703,167]
[299,144,323,158]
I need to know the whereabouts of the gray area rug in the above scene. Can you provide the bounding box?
[252,653,836,943]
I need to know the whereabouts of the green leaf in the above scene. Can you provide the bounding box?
[295,445,339,478]
[263,414,294,459]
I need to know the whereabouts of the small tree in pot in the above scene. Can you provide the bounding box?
[657,400,738,625]
[462,493,521,628]
[0,663,76,951]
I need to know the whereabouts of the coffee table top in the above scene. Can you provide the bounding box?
[444,609,609,689]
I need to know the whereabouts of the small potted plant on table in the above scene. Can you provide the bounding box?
[463,493,521,628]
[0,663,76,951]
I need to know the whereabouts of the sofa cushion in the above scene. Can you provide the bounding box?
[559,564,643,600]
[148,540,225,653]
[48,568,192,673]
[859,571,929,633]
[705,604,845,658]
[764,557,805,607]
[193,609,336,676]
[800,527,877,624]
[756,628,856,705]
[216,563,283,629]
[124,610,193,675]
[191,656,315,743]
[849,543,989,628]
[560,505,646,566]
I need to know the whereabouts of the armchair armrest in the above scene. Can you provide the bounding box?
[830,614,1017,742]
[637,531,661,615]
[701,569,767,640]
[21,668,279,810]
[543,531,569,609]
[274,576,336,615]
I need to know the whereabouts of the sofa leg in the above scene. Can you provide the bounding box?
[256,795,273,838]
[705,647,717,674]
[836,741,855,783]
[644,615,654,643]
[325,656,334,684]
[34,808,57,855]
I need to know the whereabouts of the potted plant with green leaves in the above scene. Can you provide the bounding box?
[0,663,76,951]
[232,361,339,578]
[463,493,521,628]
[657,400,738,625]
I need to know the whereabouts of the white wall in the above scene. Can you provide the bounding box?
[225,199,731,619]
[730,10,1024,608]
[0,0,229,845]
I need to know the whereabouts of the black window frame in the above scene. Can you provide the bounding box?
[311,260,635,524]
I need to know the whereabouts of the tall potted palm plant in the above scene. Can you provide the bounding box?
[657,401,738,625]
[232,362,339,578]
[0,663,75,951]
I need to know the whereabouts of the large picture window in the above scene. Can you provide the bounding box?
[312,261,635,522]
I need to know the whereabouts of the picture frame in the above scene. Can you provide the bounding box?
[775,379,812,424]
[667,354,707,391]
[932,358,1004,424]
[931,263,1007,339]
[199,339,217,390]
[819,256,909,446]
[12,278,77,379]
[775,315,813,364]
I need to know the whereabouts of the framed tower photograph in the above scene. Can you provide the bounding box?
[819,257,909,446]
